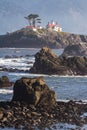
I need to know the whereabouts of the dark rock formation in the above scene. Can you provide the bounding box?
[62,42,87,56]
[29,47,65,75]
[0,67,29,73]
[30,47,87,75]
[0,28,87,48]
[0,76,13,88]
[12,77,56,107]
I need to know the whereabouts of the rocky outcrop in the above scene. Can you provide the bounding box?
[30,47,87,75]
[29,47,65,75]
[0,28,87,48]
[0,76,13,88]
[12,77,56,107]
[0,77,87,129]
[62,42,87,56]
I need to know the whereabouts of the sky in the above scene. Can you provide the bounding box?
[0,0,87,35]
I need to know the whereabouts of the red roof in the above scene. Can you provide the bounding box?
[26,26,35,29]
[47,24,55,27]
[47,23,59,27]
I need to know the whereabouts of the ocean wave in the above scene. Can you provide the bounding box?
[47,74,87,78]
[8,72,87,78]
[0,57,34,71]
[0,89,13,94]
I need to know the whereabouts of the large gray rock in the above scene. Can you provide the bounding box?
[62,43,87,56]
[12,77,56,107]
[29,47,87,75]
[29,47,67,75]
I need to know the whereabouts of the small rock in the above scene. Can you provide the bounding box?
[31,112,41,116]
[0,109,3,119]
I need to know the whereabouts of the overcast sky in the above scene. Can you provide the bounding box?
[0,0,87,34]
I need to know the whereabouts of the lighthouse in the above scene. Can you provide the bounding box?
[46,20,62,32]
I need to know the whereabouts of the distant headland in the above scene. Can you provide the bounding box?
[0,13,87,48]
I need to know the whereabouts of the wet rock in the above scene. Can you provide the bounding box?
[1,67,28,73]
[2,117,8,123]
[5,55,12,59]
[0,109,3,119]
[0,76,9,83]
[29,47,66,75]
[29,47,87,75]
[12,77,56,107]
[62,43,87,57]
[0,76,14,88]
[29,105,36,111]
[31,112,41,116]
[25,54,35,57]
[12,55,18,58]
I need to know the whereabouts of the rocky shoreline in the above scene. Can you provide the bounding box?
[0,77,87,129]
[0,100,87,129]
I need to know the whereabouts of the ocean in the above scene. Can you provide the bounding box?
[0,48,87,130]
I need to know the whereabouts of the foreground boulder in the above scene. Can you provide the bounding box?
[12,77,56,107]
[0,76,13,88]
[62,43,87,56]
[29,47,87,75]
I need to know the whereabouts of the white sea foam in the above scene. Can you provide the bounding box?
[0,57,34,71]
[47,74,87,78]
[8,72,48,77]
[0,89,13,94]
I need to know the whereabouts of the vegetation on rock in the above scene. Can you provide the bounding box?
[0,28,87,48]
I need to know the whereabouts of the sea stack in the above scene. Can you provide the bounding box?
[29,47,87,75]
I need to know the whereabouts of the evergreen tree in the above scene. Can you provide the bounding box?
[25,14,39,27]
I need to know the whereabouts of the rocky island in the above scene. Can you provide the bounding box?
[0,13,87,49]
[30,47,87,75]
[0,27,87,48]
[0,76,87,129]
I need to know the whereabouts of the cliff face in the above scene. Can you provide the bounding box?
[0,28,87,48]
